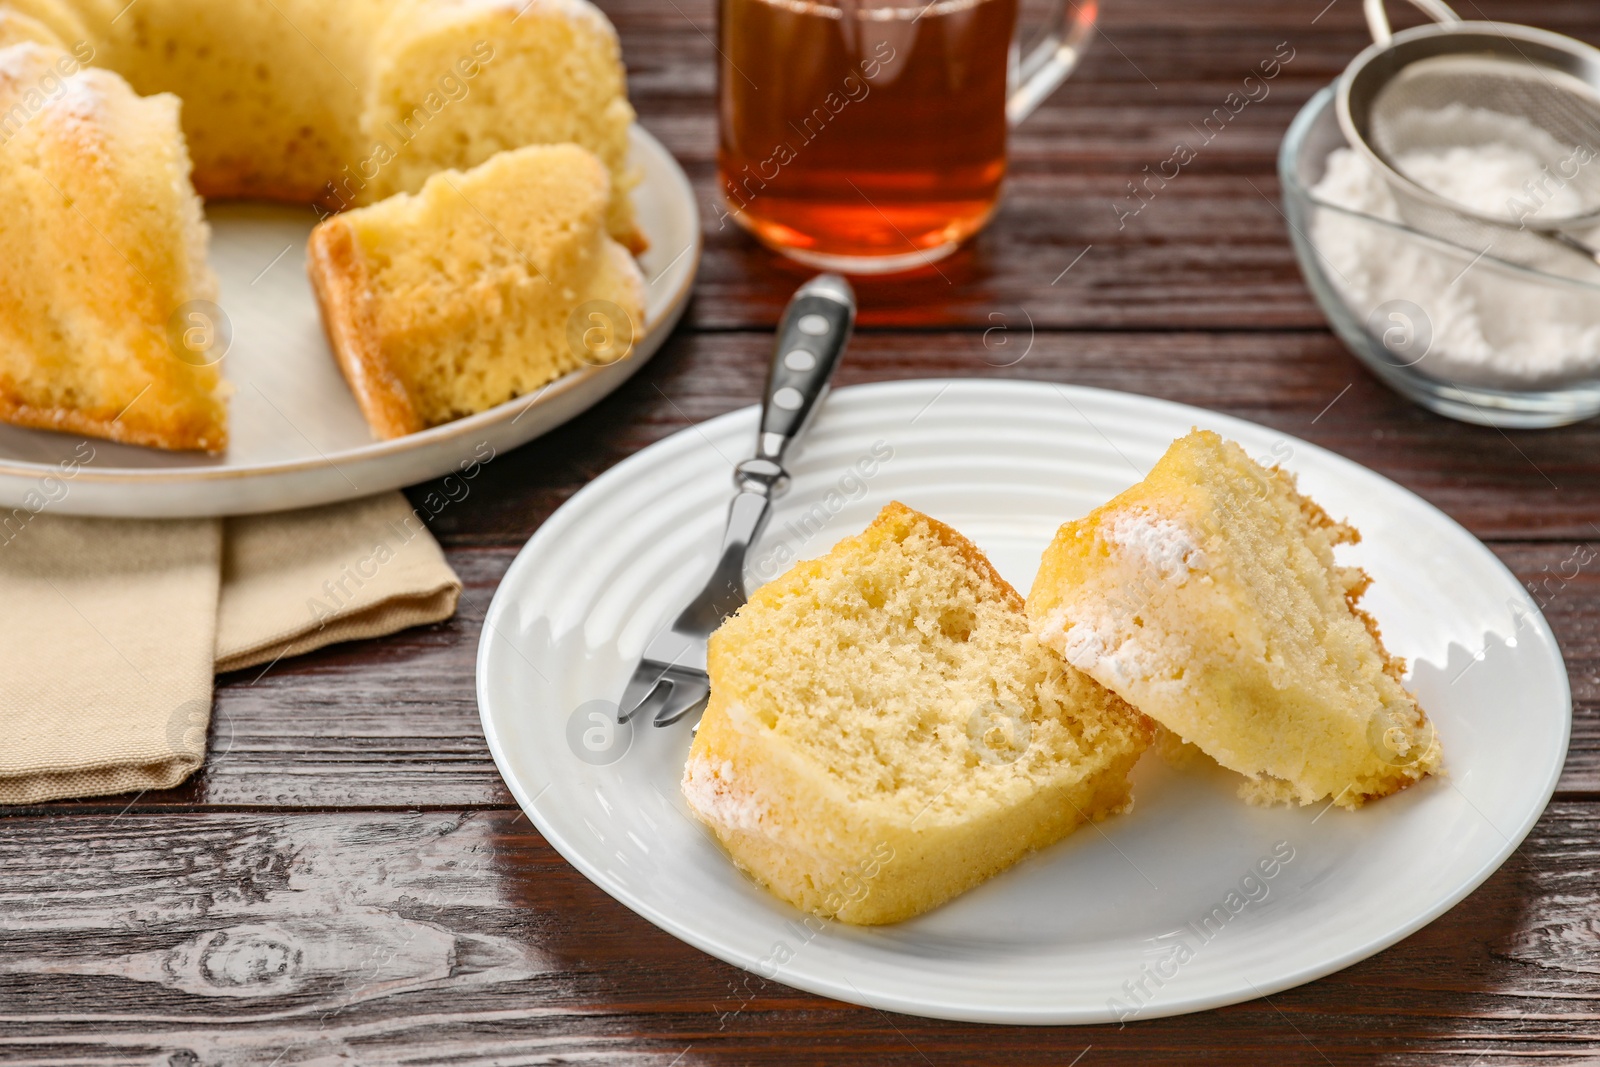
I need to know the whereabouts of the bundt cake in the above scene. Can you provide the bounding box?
[1026,430,1441,810]
[0,42,227,451]
[307,142,645,438]
[0,0,646,451]
[683,502,1154,925]
[1,0,642,249]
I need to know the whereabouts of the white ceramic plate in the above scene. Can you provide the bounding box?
[476,379,1570,1025]
[0,126,699,518]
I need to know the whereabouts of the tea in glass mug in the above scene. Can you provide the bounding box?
[717,0,1096,272]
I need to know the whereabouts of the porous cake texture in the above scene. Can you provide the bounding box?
[684,502,1154,925]
[1027,430,1441,809]
[2,0,643,249]
[307,143,645,438]
[0,43,227,452]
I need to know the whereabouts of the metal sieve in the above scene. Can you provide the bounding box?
[1337,0,1600,270]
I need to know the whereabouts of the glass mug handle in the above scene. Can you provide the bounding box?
[1006,0,1098,126]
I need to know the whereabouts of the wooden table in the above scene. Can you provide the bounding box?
[6,0,1600,1062]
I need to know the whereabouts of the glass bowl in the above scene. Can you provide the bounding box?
[1280,86,1600,428]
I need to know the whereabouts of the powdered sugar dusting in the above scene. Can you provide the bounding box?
[51,76,104,122]
[1037,604,1160,685]
[1309,108,1600,384]
[0,42,52,82]
[1103,509,1207,579]
[1054,607,1112,672]
[682,754,766,831]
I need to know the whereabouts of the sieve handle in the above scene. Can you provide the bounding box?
[1364,0,1460,45]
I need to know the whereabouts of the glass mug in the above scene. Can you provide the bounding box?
[717,0,1097,272]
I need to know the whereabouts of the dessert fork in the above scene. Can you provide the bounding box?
[617,274,856,727]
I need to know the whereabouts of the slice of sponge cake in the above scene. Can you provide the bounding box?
[1027,430,1440,810]
[307,142,644,439]
[683,502,1154,925]
[0,43,228,452]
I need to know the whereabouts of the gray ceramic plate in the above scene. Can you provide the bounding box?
[0,125,699,518]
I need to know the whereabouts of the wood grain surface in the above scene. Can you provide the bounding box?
[2,805,1597,1063]
[4,0,1600,1063]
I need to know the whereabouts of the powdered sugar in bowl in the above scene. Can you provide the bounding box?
[1281,85,1600,427]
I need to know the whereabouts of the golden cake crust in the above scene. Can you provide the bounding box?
[0,395,221,453]
[305,218,426,439]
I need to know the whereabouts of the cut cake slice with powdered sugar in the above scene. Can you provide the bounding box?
[683,502,1154,924]
[1025,430,1440,810]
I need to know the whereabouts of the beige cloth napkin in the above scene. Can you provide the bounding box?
[0,492,460,805]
